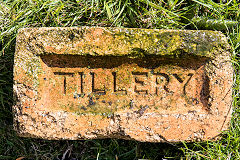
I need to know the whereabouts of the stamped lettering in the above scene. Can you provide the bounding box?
[51,70,196,98]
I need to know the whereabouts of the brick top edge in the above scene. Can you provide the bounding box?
[16,26,230,58]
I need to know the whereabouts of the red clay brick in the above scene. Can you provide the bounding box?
[13,27,232,142]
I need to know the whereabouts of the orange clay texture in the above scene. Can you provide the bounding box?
[13,27,232,142]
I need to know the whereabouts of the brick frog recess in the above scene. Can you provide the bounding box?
[13,27,233,142]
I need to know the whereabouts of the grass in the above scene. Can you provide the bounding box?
[0,0,240,159]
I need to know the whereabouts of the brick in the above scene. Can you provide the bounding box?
[13,27,233,142]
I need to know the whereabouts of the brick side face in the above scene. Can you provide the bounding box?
[13,27,232,142]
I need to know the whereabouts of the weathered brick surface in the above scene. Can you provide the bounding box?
[13,27,232,142]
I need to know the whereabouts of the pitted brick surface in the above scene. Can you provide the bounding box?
[13,27,232,142]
